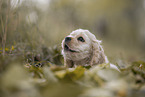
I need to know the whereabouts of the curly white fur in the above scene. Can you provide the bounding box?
[61,29,120,71]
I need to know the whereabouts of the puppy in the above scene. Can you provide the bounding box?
[61,29,119,71]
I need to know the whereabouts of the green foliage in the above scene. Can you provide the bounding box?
[0,43,145,97]
[1,58,145,97]
[62,66,85,81]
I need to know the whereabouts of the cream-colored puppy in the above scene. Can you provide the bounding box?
[61,29,119,71]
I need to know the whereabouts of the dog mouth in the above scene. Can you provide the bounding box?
[64,44,78,53]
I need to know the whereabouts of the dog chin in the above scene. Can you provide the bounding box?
[63,49,90,61]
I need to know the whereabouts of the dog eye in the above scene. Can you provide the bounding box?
[77,37,85,42]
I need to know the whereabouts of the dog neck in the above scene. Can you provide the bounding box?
[73,56,92,66]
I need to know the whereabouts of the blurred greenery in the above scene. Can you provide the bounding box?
[0,0,145,97]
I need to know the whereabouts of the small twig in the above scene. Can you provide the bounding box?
[1,0,10,56]
[1,16,5,55]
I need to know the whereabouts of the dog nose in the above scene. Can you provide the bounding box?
[65,37,71,42]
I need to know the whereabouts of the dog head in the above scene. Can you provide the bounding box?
[62,29,106,67]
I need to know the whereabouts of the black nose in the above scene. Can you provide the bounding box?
[65,37,71,42]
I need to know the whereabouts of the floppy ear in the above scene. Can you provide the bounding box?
[85,31,107,66]
[90,40,106,66]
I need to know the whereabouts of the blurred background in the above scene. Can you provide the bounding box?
[1,0,145,63]
[0,0,145,97]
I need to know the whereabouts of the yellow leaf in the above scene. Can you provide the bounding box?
[5,48,9,51]
[66,66,85,80]
[11,46,14,50]
[54,70,66,79]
